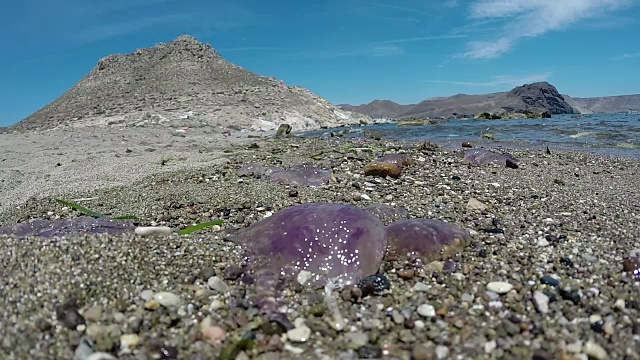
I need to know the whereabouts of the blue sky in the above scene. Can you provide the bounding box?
[1,0,640,126]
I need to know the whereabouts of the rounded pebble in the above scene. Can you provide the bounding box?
[417,304,436,318]
[152,292,183,308]
[286,325,312,343]
[486,281,513,294]
[134,226,172,236]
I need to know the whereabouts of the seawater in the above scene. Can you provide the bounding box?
[302,113,640,158]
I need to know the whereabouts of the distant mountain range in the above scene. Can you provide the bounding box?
[339,82,640,119]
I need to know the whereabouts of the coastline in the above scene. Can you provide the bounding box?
[1,126,640,359]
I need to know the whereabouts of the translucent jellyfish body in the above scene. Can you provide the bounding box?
[232,203,388,289]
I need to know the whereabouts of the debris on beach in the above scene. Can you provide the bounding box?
[463,148,520,168]
[237,163,333,186]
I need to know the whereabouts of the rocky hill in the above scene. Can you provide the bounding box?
[564,94,640,114]
[12,35,370,132]
[341,82,578,119]
[337,100,412,119]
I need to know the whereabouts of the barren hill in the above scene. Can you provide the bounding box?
[341,82,578,119]
[12,35,370,131]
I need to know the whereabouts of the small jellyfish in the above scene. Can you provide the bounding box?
[463,149,519,168]
[236,163,279,177]
[231,203,388,290]
[269,164,333,187]
[385,219,471,263]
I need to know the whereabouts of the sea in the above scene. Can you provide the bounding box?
[302,113,640,158]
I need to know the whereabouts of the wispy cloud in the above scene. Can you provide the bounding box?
[610,52,640,60]
[362,0,434,17]
[71,14,191,43]
[424,72,552,88]
[372,34,467,44]
[297,45,405,59]
[457,0,634,59]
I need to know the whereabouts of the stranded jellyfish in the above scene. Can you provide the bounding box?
[463,149,519,168]
[231,203,387,289]
[385,219,471,263]
[0,217,136,238]
[269,164,333,187]
[236,163,333,186]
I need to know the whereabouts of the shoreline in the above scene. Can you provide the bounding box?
[1,126,640,359]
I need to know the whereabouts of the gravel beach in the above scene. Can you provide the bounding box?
[1,126,640,360]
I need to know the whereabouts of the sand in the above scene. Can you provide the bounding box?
[1,126,640,360]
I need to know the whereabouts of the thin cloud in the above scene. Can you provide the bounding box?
[424,73,552,88]
[72,14,191,43]
[363,1,434,16]
[458,0,634,59]
[610,52,640,60]
[296,45,405,59]
[373,34,467,44]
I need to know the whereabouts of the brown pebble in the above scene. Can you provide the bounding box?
[144,300,160,311]
[411,344,436,360]
[397,269,415,280]
[622,256,640,273]
[404,318,415,329]
[436,306,448,317]
[363,161,402,178]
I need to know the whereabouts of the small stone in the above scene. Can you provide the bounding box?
[120,334,141,349]
[358,344,382,359]
[152,292,182,308]
[412,344,436,360]
[417,304,436,318]
[536,237,550,247]
[297,270,312,285]
[286,326,311,343]
[397,269,415,280]
[615,298,626,310]
[486,281,513,294]
[363,161,402,178]
[467,198,487,210]
[207,276,230,294]
[391,310,405,324]
[484,340,497,354]
[83,306,103,322]
[583,341,607,360]
[532,291,549,313]
[435,345,449,359]
[344,331,369,349]
[540,276,560,287]
[140,290,154,301]
[134,226,172,236]
[86,353,117,360]
[56,302,86,330]
[200,317,226,346]
[223,265,243,280]
[209,300,224,311]
[412,282,429,292]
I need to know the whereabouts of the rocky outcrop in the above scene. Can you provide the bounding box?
[13,35,370,132]
[342,82,577,119]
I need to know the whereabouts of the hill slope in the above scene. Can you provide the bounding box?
[341,82,578,119]
[13,35,370,131]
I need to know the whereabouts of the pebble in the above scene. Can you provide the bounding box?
[200,317,226,346]
[153,292,183,308]
[207,276,230,294]
[134,226,172,236]
[583,341,607,360]
[119,334,141,349]
[412,282,429,292]
[139,289,154,301]
[533,291,549,313]
[467,198,487,210]
[484,340,497,354]
[344,331,368,349]
[435,345,449,359]
[286,325,312,342]
[83,305,103,322]
[486,281,513,294]
[85,354,117,360]
[417,304,436,318]
[540,275,560,287]
[412,344,435,360]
